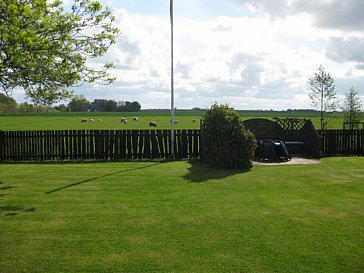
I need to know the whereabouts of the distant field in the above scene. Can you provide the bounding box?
[0,111,346,131]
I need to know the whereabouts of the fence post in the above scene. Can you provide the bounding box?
[150,130,160,159]
[0,131,4,161]
[143,130,151,158]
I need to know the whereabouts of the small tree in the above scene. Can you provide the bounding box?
[308,65,337,130]
[200,103,256,169]
[342,86,362,127]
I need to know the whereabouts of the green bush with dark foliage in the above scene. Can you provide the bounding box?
[201,103,256,168]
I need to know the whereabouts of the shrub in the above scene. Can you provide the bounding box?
[200,103,256,168]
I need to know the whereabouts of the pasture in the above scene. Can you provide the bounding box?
[1,157,363,273]
[0,111,346,131]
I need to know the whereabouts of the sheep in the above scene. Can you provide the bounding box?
[192,119,196,123]
[120,118,128,124]
[133,117,139,121]
[90,118,94,122]
[149,121,157,127]
[81,118,88,123]
[170,120,178,124]
[98,119,102,122]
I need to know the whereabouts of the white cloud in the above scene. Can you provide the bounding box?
[7,0,363,110]
[294,0,364,31]
[326,37,364,64]
[231,0,364,31]
[73,3,364,110]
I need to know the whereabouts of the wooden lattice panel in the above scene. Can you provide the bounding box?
[274,118,306,133]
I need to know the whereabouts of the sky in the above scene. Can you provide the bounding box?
[15,0,364,110]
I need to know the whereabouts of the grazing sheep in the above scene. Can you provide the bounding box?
[90,118,94,122]
[133,117,139,121]
[120,118,128,124]
[170,120,178,124]
[81,118,88,123]
[98,119,102,122]
[149,121,157,127]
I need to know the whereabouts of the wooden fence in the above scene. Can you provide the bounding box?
[318,129,364,156]
[0,129,363,162]
[0,129,200,162]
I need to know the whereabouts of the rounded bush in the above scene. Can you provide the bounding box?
[200,103,256,168]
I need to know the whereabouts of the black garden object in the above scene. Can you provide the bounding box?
[257,140,291,162]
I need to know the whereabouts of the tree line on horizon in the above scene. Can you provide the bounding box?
[66,95,141,112]
[0,94,141,113]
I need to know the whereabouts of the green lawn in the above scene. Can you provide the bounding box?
[1,158,363,273]
[0,111,346,130]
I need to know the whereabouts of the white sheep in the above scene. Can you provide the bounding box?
[120,118,128,124]
[81,118,88,123]
[90,118,94,122]
[149,121,157,127]
[98,119,102,122]
[133,117,139,121]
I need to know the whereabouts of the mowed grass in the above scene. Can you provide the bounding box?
[1,158,363,273]
[0,111,346,130]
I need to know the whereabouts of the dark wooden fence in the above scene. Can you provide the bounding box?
[0,129,200,162]
[318,129,364,156]
[0,129,363,162]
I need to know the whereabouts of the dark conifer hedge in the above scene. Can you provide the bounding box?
[200,103,256,168]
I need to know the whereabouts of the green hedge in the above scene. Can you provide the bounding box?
[200,104,256,168]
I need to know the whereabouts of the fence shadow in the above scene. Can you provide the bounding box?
[45,162,162,194]
[184,159,251,183]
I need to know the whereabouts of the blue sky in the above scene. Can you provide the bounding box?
[110,0,251,19]
[14,0,364,110]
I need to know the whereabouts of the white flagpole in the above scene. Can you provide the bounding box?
[170,0,175,159]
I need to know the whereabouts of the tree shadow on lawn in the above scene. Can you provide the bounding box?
[45,162,162,194]
[0,181,16,198]
[0,181,36,216]
[184,159,251,183]
[0,205,36,216]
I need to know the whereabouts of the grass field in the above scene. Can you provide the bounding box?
[1,158,363,273]
[0,111,346,131]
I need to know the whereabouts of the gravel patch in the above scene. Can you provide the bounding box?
[253,157,320,166]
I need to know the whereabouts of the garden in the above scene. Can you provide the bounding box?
[1,1,363,272]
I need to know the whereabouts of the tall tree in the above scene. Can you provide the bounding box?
[308,65,337,130]
[0,0,119,106]
[68,95,90,112]
[341,86,362,128]
[130,101,141,112]
[0,93,17,112]
[117,101,141,112]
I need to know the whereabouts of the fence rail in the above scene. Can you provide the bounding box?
[0,129,200,162]
[0,129,363,162]
[318,129,364,156]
